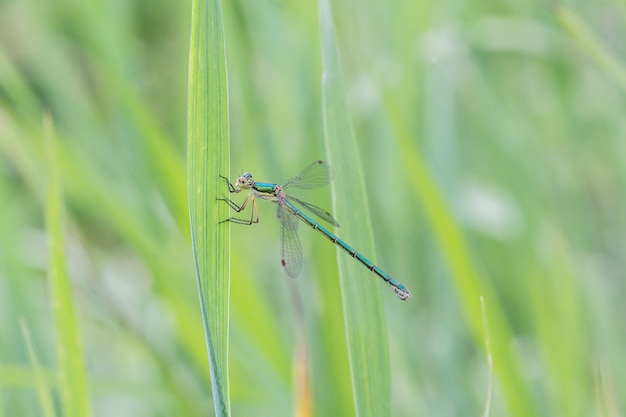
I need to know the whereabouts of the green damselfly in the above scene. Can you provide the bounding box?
[219,160,411,300]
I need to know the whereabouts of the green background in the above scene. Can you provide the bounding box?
[1,0,624,416]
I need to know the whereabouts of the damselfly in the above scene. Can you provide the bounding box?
[219,160,411,300]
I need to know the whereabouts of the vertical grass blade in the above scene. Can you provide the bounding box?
[44,114,92,417]
[480,297,493,417]
[187,0,230,415]
[387,103,536,417]
[555,6,626,93]
[318,1,390,416]
[20,320,56,417]
[0,362,3,417]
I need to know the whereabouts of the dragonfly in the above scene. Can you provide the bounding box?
[219,160,411,301]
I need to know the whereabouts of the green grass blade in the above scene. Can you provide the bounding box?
[480,297,493,417]
[103,70,190,234]
[387,101,536,417]
[19,320,56,417]
[555,6,626,93]
[318,0,390,416]
[0,352,4,417]
[44,114,92,417]
[187,0,231,415]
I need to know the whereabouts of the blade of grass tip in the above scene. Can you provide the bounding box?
[555,6,626,94]
[187,0,231,415]
[386,97,537,417]
[44,113,92,417]
[318,0,390,416]
[19,320,57,417]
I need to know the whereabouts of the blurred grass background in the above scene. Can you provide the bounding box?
[1,0,625,415]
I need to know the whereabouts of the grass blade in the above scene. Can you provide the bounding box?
[555,6,626,93]
[387,100,537,417]
[480,297,493,417]
[318,0,390,415]
[187,0,231,415]
[19,320,56,417]
[0,364,3,417]
[44,114,92,417]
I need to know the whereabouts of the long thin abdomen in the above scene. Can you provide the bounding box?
[285,201,411,300]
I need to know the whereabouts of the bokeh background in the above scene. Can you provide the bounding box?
[1,0,625,416]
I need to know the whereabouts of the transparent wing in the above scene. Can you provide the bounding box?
[285,195,340,227]
[282,160,333,190]
[276,203,303,279]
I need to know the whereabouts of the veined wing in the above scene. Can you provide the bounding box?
[285,195,339,227]
[282,160,333,190]
[276,203,303,279]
